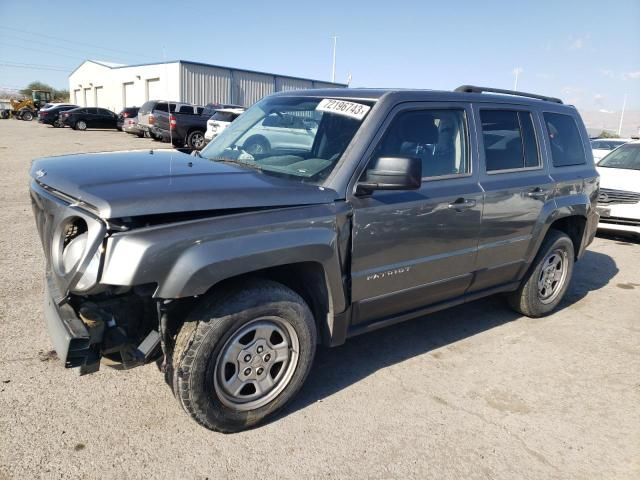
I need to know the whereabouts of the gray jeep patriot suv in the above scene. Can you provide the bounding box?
[30,86,599,432]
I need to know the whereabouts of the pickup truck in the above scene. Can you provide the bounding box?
[152,102,242,149]
[30,86,599,433]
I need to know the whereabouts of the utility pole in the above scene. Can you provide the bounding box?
[331,35,338,83]
[513,67,523,91]
[618,94,627,136]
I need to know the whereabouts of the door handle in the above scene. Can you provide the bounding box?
[448,198,476,211]
[527,187,549,198]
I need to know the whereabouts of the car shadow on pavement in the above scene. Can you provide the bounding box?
[278,250,618,422]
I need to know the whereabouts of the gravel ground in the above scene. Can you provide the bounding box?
[0,120,639,480]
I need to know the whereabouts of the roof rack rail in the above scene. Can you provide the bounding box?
[454,85,563,104]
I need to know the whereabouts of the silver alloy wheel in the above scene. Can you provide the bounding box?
[76,120,87,130]
[214,317,299,411]
[191,133,205,149]
[537,248,568,304]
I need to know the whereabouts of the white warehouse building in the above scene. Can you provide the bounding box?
[68,59,346,113]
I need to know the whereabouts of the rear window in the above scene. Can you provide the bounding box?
[480,110,540,171]
[211,111,237,122]
[178,105,194,114]
[543,113,587,167]
[154,103,169,113]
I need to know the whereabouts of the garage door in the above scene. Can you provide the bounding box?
[94,86,105,108]
[123,82,134,107]
[73,89,81,105]
[146,78,161,101]
[83,88,92,107]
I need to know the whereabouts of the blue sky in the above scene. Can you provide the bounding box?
[1,0,638,111]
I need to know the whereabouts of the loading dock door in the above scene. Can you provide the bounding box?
[145,78,161,101]
[123,82,134,107]
[83,88,91,106]
[94,86,104,108]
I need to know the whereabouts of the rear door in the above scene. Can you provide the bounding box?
[85,108,100,127]
[97,108,116,128]
[470,104,553,291]
[350,102,483,325]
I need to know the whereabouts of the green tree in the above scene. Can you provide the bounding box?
[20,81,69,102]
[597,130,620,139]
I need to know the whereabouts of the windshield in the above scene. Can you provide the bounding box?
[200,96,373,185]
[598,144,640,170]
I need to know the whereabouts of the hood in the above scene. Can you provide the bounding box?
[596,166,640,193]
[30,150,337,218]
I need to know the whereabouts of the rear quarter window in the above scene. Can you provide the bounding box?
[543,112,586,167]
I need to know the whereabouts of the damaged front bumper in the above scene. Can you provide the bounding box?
[44,281,95,370]
[43,275,161,375]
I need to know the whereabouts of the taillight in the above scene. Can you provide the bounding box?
[169,114,176,130]
[148,114,155,125]
[123,112,129,118]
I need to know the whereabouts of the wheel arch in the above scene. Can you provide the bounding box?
[196,262,335,345]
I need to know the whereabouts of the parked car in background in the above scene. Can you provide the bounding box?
[596,140,640,237]
[204,107,245,144]
[150,104,211,149]
[117,107,139,132]
[137,100,192,139]
[591,138,632,162]
[237,111,319,155]
[38,102,76,112]
[38,104,79,127]
[60,107,119,130]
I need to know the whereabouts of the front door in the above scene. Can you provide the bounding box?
[350,103,482,325]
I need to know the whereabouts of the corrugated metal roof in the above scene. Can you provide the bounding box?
[69,59,347,87]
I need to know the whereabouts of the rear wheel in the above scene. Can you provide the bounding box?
[508,229,574,317]
[21,110,33,121]
[187,130,206,150]
[170,280,317,432]
[53,119,64,128]
[75,120,87,131]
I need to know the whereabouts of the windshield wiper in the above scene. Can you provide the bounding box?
[209,157,263,171]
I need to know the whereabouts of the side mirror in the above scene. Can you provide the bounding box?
[356,156,422,195]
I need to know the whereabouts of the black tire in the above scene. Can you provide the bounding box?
[136,131,144,138]
[243,135,270,155]
[170,280,317,432]
[186,130,206,150]
[53,119,63,128]
[21,110,33,121]
[74,120,87,131]
[508,229,574,317]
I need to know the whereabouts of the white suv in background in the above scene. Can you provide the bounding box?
[591,138,632,162]
[204,108,246,144]
[596,140,640,238]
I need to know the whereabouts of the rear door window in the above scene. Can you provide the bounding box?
[480,110,540,172]
[543,113,586,167]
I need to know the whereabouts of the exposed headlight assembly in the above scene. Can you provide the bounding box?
[56,217,104,292]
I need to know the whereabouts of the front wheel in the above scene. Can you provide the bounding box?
[21,110,33,121]
[170,280,317,432]
[74,120,87,131]
[508,229,574,317]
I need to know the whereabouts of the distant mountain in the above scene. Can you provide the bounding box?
[579,109,640,138]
